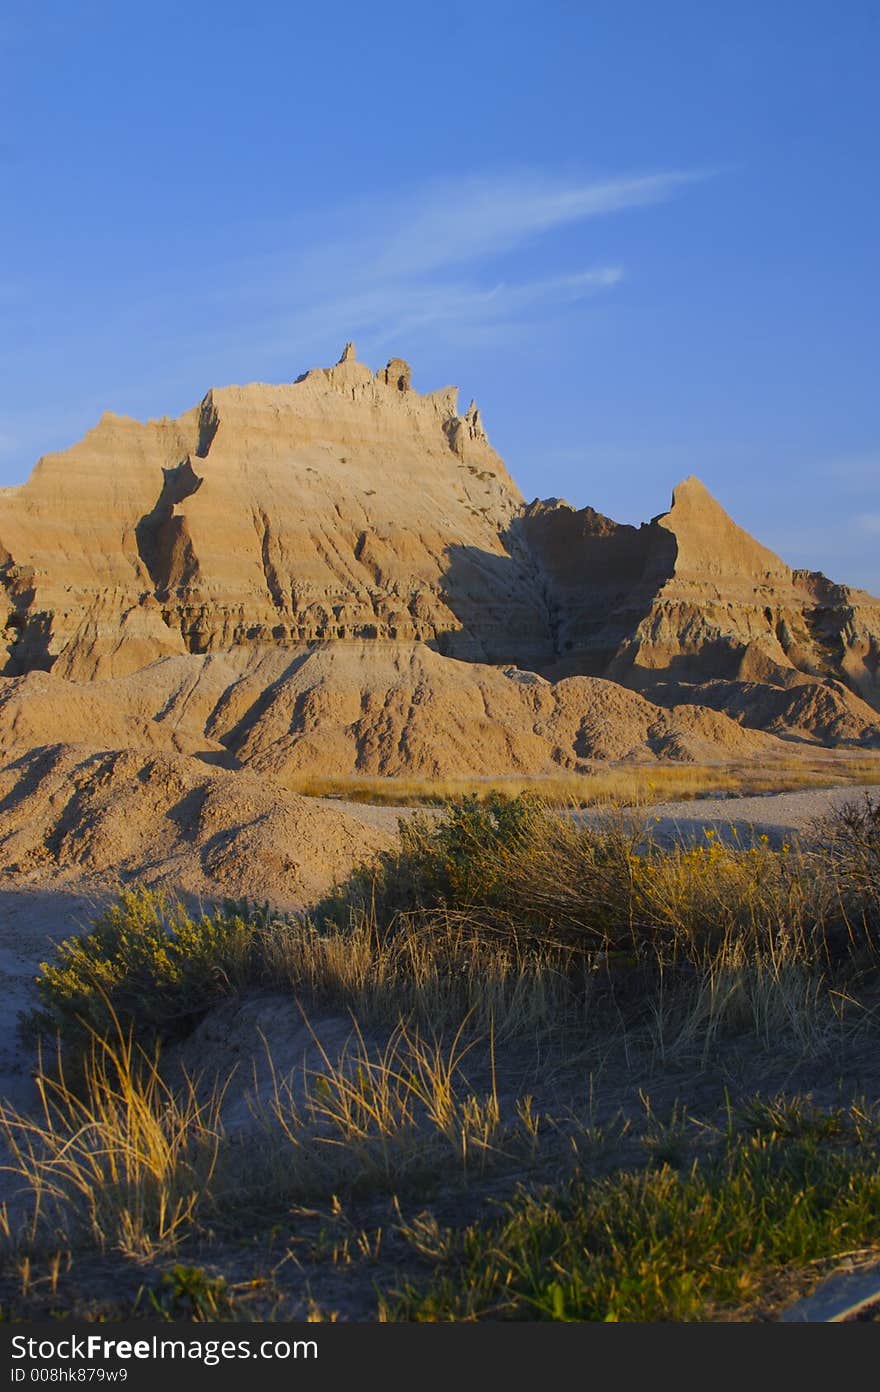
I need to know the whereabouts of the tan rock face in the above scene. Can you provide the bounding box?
[0,343,878,764]
[0,346,555,678]
[520,476,880,713]
[0,411,197,676]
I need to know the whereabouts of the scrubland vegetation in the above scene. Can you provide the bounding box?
[2,792,880,1321]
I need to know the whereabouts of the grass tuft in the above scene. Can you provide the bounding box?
[0,1021,226,1257]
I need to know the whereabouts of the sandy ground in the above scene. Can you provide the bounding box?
[593,782,877,849]
[0,887,111,1112]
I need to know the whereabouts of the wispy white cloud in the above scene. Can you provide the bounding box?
[0,166,706,482]
[248,265,625,359]
[357,170,703,279]
[197,169,704,359]
[3,169,698,373]
[377,266,626,335]
[856,512,880,536]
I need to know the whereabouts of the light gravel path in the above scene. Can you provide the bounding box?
[0,887,106,1113]
[602,783,876,849]
[311,798,416,833]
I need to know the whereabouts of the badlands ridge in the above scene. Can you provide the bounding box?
[0,343,878,899]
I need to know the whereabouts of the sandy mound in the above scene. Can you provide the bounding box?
[0,642,784,780]
[169,996,361,1134]
[669,678,880,749]
[0,744,393,906]
[0,665,228,759]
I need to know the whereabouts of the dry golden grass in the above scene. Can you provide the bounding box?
[251,1017,509,1197]
[0,1026,227,1257]
[262,909,592,1038]
[0,1013,519,1258]
[282,755,880,807]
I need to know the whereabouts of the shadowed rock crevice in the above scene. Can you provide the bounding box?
[513,501,679,676]
[1,563,55,675]
[135,458,204,600]
[195,392,220,458]
[254,509,287,611]
[432,505,680,678]
[433,542,556,669]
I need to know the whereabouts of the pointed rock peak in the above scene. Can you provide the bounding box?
[320,341,373,390]
[660,475,790,581]
[464,400,487,441]
[379,357,412,392]
[661,475,736,528]
[671,478,729,523]
[670,475,715,506]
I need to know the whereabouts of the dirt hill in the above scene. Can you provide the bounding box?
[0,641,789,783]
[0,742,394,904]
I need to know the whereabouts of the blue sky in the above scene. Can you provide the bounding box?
[1,0,878,589]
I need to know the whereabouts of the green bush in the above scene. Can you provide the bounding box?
[22,887,266,1049]
[329,793,546,927]
[329,792,877,966]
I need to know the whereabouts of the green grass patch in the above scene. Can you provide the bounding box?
[385,1098,880,1321]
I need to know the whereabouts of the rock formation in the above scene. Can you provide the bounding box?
[0,343,878,772]
[0,642,783,780]
[0,347,550,681]
[519,478,880,706]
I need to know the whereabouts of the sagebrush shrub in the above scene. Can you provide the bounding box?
[24,795,880,1056]
[23,887,267,1048]
[330,793,544,926]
